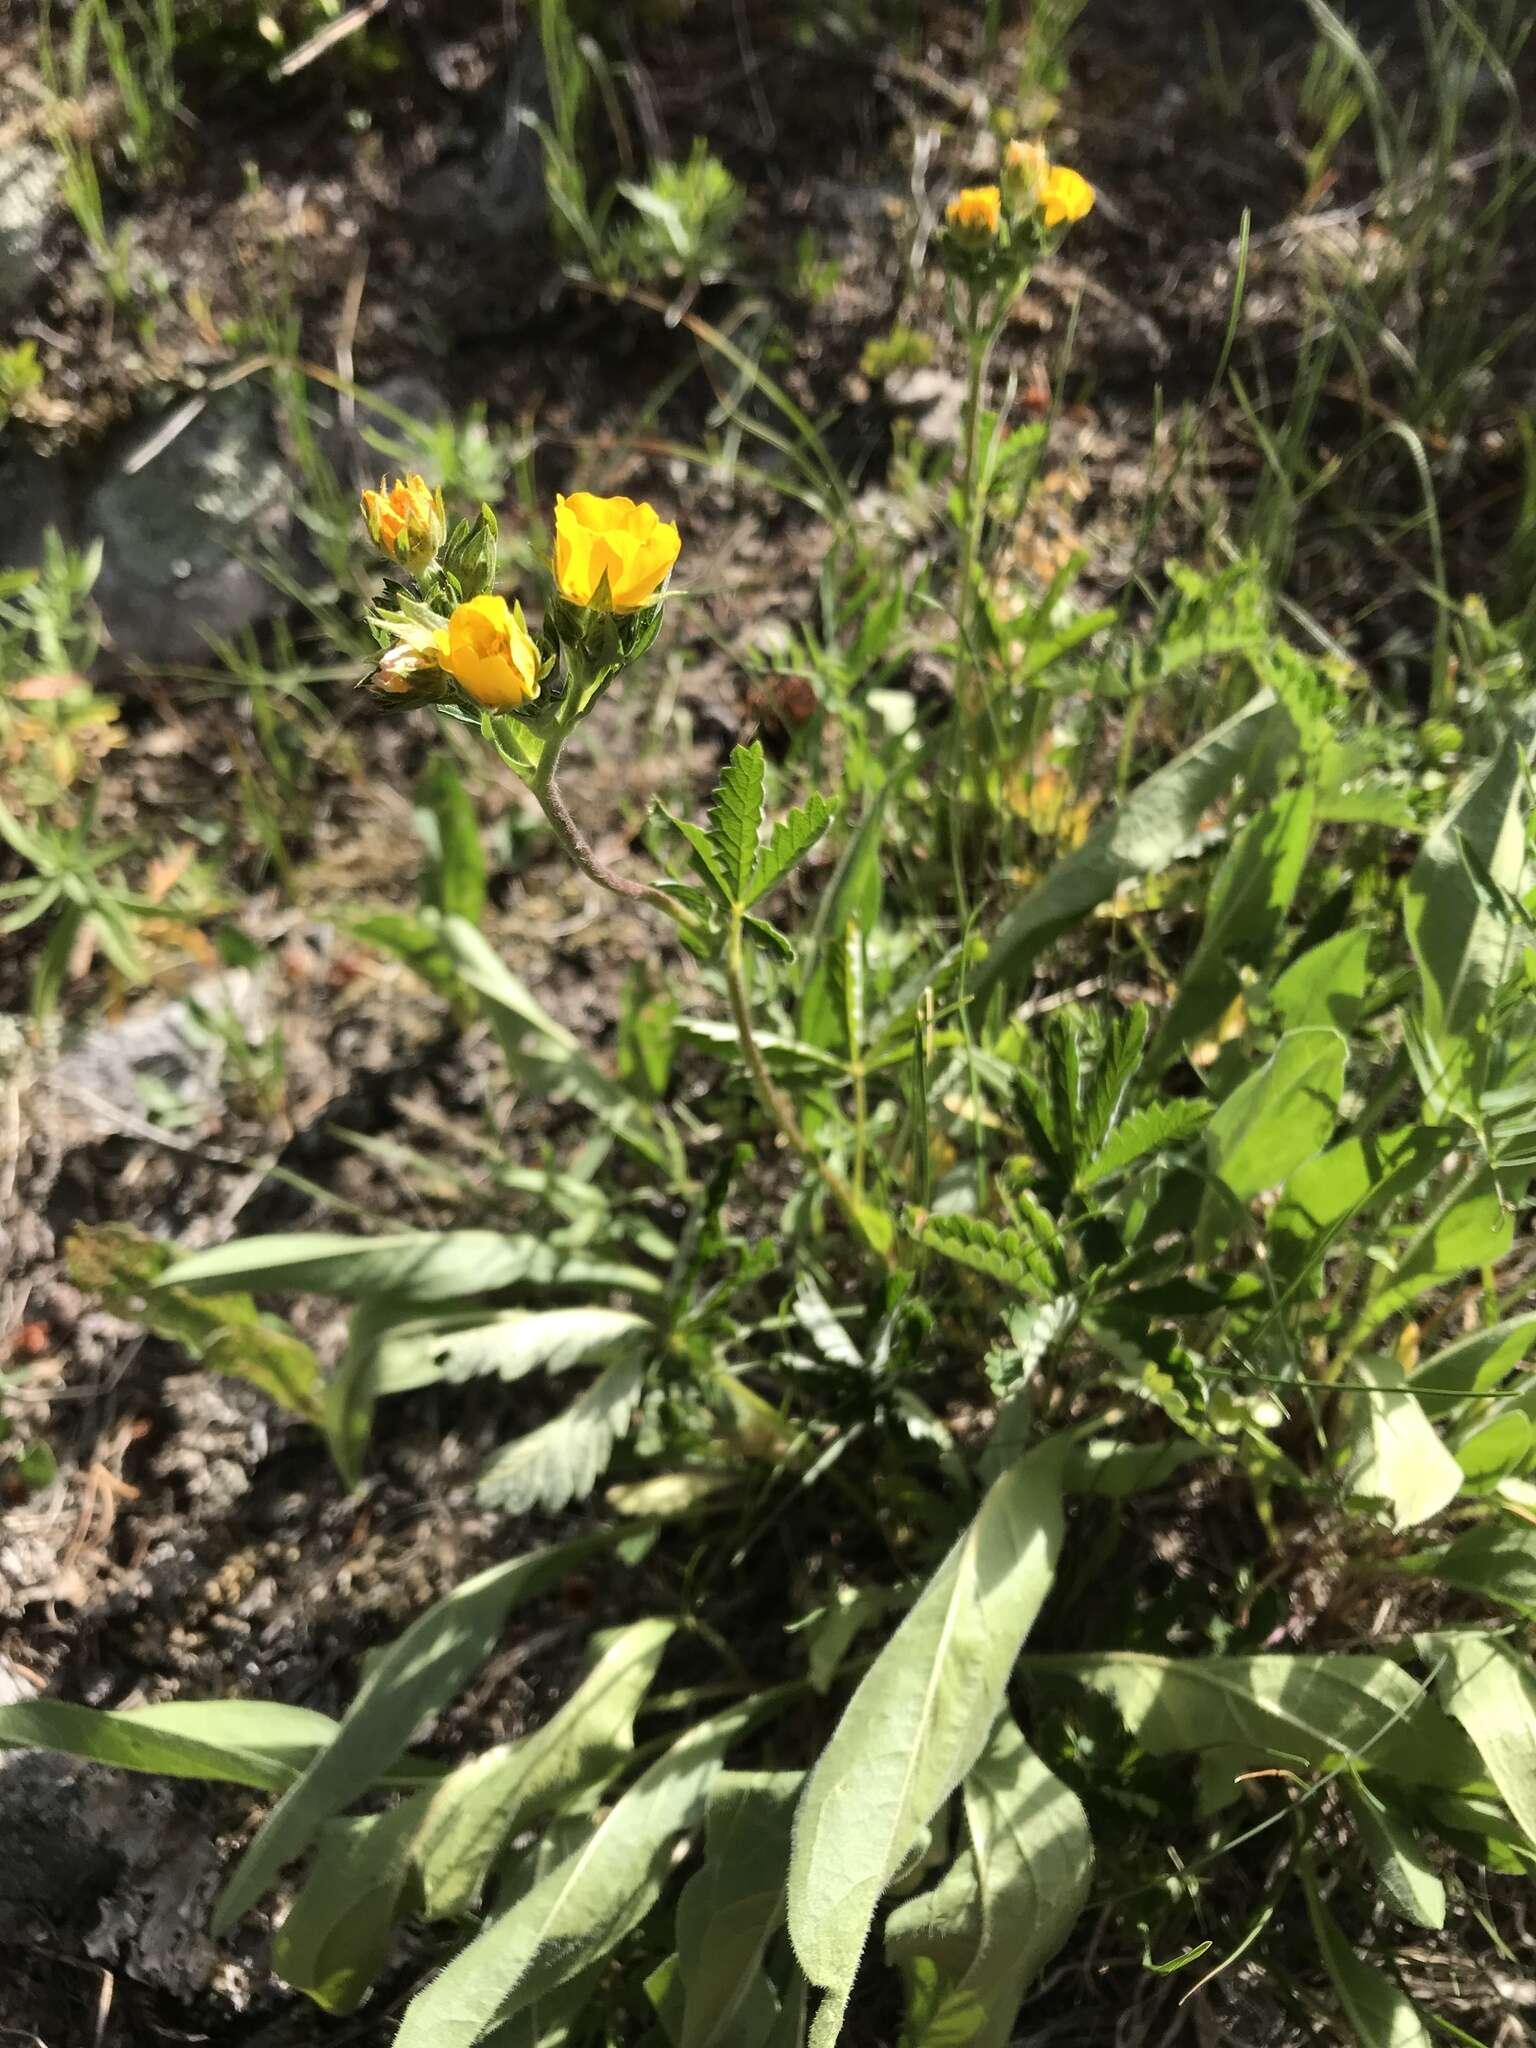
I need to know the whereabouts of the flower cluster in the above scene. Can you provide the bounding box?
[940,139,1094,288]
[359,482,681,733]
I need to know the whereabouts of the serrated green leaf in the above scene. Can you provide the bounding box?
[750,793,832,905]
[913,1213,1056,1298]
[1076,1098,1209,1189]
[744,913,796,963]
[396,1705,753,2048]
[376,1307,652,1388]
[476,1354,645,1514]
[1077,1005,1149,1164]
[710,744,767,906]
[787,1443,1066,2045]
[659,801,733,904]
[212,1533,615,1935]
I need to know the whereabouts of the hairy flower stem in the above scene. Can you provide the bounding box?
[527,716,888,1265]
[724,908,895,1269]
[954,306,992,728]
[532,729,701,937]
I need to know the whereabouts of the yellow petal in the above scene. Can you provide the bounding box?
[1042,166,1094,227]
[555,493,680,609]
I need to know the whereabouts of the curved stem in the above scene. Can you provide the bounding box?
[532,728,701,936]
[724,908,894,1268]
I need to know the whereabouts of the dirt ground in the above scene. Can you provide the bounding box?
[3,0,1533,2040]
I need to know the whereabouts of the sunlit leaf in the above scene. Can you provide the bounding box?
[396,1705,754,2048]
[476,1354,646,1514]
[974,691,1277,1003]
[788,1444,1066,2045]
[213,1534,616,1935]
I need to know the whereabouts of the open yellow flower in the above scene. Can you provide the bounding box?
[945,185,1002,236]
[554,493,681,612]
[360,473,445,572]
[433,594,541,710]
[1042,165,1095,228]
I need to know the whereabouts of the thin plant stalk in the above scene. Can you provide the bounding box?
[723,907,892,1265]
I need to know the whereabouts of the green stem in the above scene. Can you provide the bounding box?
[852,1058,869,1199]
[953,295,992,728]
[724,907,892,1266]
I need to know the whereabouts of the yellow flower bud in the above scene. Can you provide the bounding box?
[945,185,1003,237]
[553,492,681,612]
[1041,164,1095,228]
[360,640,449,705]
[360,473,446,574]
[1002,140,1049,212]
[433,594,542,710]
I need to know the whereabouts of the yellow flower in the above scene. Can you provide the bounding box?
[1003,140,1050,210]
[945,185,1002,236]
[361,473,446,572]
[1041,165,1095,228]
[433,594,542,710]
[554,492,681,612]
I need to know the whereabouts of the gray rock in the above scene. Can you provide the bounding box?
[883,366,967,447]
[40,966,270,1139]
[0,143,61,318]
[86,384,293,664]
[0,1749,239,2002]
